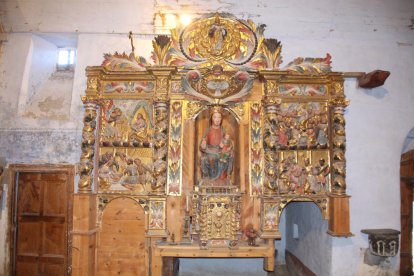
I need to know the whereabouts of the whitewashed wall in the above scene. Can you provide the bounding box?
[0,0,413,275]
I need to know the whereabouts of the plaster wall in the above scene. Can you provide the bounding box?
[0,0,413,275]
[285,202,332,275]
[18,35,57,114]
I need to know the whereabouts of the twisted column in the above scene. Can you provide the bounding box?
[78,100,98,193]
[331,104,347,196]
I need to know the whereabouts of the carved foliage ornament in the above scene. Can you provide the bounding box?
[182,66,254,104]
[102,13,333,74]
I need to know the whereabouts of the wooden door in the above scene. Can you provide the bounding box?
[400,151,413,276]
[9,165,74,276]
[97,197,147,276]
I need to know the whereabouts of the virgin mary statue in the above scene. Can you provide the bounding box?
[199,107,234,185]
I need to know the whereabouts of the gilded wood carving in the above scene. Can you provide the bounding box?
[79,13,351,264]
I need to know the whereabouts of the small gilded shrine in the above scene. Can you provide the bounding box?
[78,13,351,274]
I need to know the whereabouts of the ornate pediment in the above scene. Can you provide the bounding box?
[102,13,332,73]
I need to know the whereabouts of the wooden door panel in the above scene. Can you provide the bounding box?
[18,179,41,214]
[43,263,65,276]
[17,222,41,255]
[97,198,146,276]
[16,259,39,276]
[44,180,67,216]
[44,223,66,255]
[10,165,74,276]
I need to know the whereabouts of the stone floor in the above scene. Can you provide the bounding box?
[268,265,291,276]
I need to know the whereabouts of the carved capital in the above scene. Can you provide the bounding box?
[329,98,349,108]
[264,80,277,95]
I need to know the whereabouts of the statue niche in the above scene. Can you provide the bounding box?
[195,107,239,188]
[191,106,242,248]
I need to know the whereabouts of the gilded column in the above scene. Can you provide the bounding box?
[148,67,176,195]
[152,101,169,194]
[78,99,98,193]
[262,97,280,195]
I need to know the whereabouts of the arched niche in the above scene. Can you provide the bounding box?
[193,107,241,188]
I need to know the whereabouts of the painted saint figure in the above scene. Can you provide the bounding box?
[130,113,148,141]
[200,109,234,185]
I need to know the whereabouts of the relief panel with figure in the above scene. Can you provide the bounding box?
[98,99,154,193]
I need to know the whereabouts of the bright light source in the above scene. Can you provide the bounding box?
[58,50,69,65]
[180,14,192,26]
[57,48,76,70]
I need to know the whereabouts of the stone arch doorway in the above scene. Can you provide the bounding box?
[400,127,414,275]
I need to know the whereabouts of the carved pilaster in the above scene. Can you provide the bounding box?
[250,102,263,195]
[330,100,348,196]
[78,99,98,193]
[167,101,183,195]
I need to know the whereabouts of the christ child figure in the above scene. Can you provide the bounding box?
[219,133,233,164]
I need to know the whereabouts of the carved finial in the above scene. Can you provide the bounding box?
[128,31,135,53]
[214,13,221,24]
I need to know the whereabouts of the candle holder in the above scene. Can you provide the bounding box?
[181,210,192,244]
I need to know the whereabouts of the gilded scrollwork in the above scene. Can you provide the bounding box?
[331,82,344,96]
[181,67,254,105]
[228,103,246,122]
[87,77,99,92]
[185,101,204,120]
[180,14,258,66]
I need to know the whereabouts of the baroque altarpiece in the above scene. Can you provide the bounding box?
[75,13,351,275]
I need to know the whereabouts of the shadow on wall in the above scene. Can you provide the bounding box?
[362,87,388,99]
